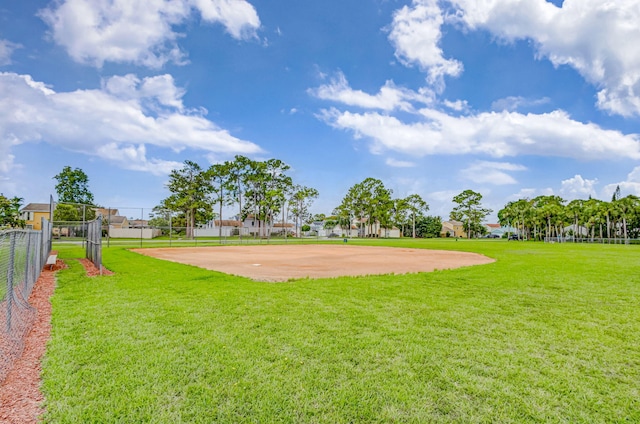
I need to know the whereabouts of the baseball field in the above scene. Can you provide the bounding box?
[39,239,640,422]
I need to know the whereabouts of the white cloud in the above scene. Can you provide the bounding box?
[0,39,21,66]
[0,72,262,177]
[103,74,185,111]
[460,161,526,185]
[309,71,434,112]
[559,174,598,200]
[491,96,551,112]
[602,167,640,199]
[320,107,640,160]
[388,0,463,90]
[39,0,260,68]
[191,0,261,39]
[386,158,416,168]
[450,0,640,116]
[443,99,469,112]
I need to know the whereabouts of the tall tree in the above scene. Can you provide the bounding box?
[160,160,214,238]
[53,166,95,205]
[404,194,429,238]
[207,161,235,239]
[337,178,393,237]
[533,195,565,241]
[227,155,255,239]
[613,195,640,241]
[53,166,96,222]
[241,159,292,237]
[451,190,492,239]
[290,185,319,236]
[392,198,410,237]
[0,194,24,228]
[409,215,442,238]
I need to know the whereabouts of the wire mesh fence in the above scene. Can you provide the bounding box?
[0,219,52,384]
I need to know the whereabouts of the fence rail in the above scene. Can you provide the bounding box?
[0,219,52,383]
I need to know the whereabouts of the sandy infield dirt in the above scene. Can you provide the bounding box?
[132,244,494,282]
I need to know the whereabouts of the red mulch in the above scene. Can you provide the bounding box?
[77,258,114,277]
[0,257,113,423]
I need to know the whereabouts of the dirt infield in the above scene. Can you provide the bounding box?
[132,244,494,282]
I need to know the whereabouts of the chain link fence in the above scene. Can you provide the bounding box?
[0,219,52,383]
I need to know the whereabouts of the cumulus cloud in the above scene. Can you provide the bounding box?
[0,72,262,176]
[442,99,469,112]
[0,39,21,66]
[602,167,640,199]
[320,107,640,160]
[309,71,434,112]
[39,0,260,68]
[388,0,463,90]
[460,161,526,185]
[450,0,640,117]
[559,174,598,200]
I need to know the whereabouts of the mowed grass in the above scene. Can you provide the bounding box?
[41,240,640,423]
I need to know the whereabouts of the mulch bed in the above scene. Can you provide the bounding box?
[0,257,112,423]
[78,258,114,277]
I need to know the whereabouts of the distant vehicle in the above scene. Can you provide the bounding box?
[484,234,500,239]
[508,234,521,240]
[327,233,340,238]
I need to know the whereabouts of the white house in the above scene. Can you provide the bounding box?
[194,219,248,237]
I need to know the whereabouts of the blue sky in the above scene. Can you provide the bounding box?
[1,0,640,221]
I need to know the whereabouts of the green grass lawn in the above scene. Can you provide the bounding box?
[41,240,640,423]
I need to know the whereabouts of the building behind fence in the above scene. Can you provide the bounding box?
[0,218,52,383]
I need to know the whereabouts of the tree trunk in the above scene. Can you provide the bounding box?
[412,213,416,238]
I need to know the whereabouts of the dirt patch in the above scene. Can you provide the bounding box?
[132,244,494,282]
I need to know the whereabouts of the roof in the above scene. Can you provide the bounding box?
[215,220,242,226]
[486,223,501,228]
[273,223,294,228]
[20,203,50,212]
[94,207,119,216]
[443,220,463,226]
[107,216,127,224]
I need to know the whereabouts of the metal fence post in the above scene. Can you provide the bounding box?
[22,232,32,299]
[6,232,16,333]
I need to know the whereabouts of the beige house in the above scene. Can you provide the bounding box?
[19,203,51,230]
[94,208,120,218]
[440,220,466,238]
[106,215,129,229]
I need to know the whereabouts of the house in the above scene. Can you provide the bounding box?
[352,217,400,238]
[485,223,501,235]
[440,220,465,238]
[19,203,51,230]
[129,219,149,228]
[564,224,588,237]
[273,222,295,236]
[194,219,247,237]
[94,208,119,218]
[106,215,129,229]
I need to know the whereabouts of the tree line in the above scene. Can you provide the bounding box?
[333,177,442,238]
[156,156,319,239]
[5,162,640,242]
[498,189,640,242]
